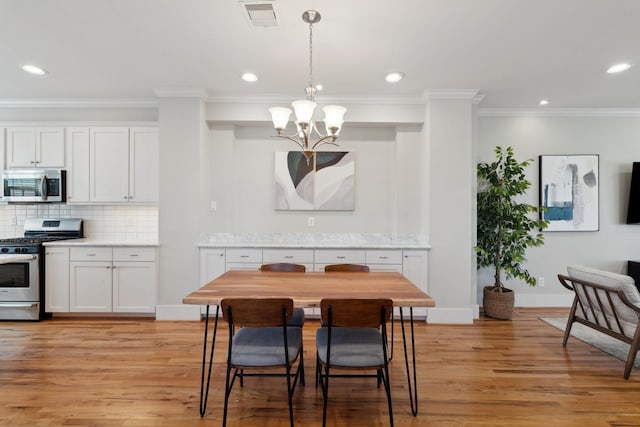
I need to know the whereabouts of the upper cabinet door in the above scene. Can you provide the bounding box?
[90,127,130,202]
[36,128,65,167]
[6,127,64,168]
[65,127,90,203]
[129,127,159,203]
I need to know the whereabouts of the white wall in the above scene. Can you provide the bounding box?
[477,114,640,306]
[203,123,425,235]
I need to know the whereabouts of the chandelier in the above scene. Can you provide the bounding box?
[268,10,346,162]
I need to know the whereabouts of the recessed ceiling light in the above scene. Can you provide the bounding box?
[21,64,47,75]
[315,84,323,91]
[241,72,258,82]
[385,72,405,83]
[607,63,631,74]
[539,99,549,106]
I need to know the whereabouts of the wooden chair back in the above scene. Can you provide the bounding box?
[324,264,370,272]
[221,298,293,327]
[320,298,392,328]
[260,263,306,272]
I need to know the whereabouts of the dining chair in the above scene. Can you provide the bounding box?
[316,298,394,427]
[324,264,370,272]
[221,298,304,427]
[260,263,306,327]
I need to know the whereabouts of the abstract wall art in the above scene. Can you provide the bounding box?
[275,151,355,211]
[539,154,599,231]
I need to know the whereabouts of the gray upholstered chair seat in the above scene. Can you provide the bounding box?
[231,326,302,367]
[316,327,384,367]
[289,307,305,327]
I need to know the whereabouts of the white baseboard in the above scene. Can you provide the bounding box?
[155,304,201,320]
[427,307,475,324]
[514,293,574,307]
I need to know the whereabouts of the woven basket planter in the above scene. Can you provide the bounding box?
[483,286,514,320]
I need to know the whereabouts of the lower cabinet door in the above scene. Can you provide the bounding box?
[70,261,112,312]
[112,262,157,313]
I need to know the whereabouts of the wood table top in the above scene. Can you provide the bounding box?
[183,270,435,308]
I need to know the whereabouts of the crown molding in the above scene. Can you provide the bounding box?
[153,87,208,99]
[424,89,484,104]
[0,98,158,109]
[205,93,427,106]
[478,108,640,117]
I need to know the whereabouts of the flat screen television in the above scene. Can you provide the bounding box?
[627,162,640,224]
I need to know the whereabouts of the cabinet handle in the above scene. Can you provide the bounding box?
[30,160,36,164]
[123,196,129,199]
[240,255,249,258]
[379,256,389,259]
[87,253,96,257]
[129,254,139,257]
[336,256,346,259]
[285,256,294,259]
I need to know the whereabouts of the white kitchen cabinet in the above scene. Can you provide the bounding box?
[129,127,159,203]
[45,247,70,312]
[402,249,429,317]
[6,127,65,168]
[225,248,262,271]
[65,127,90,203]
[313,248,366,272]
[200,249,226,284]
[67,126,158,204]
[0,129,5,196]
[90,127,130,202]
[263,248,314,271]
[68,246,157,313]
[365,249,403,272]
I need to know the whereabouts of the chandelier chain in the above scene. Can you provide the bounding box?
[308,21,314,93]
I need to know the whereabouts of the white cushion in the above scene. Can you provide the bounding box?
[567,264,640,335]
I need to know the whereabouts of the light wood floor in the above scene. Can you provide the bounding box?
[1,308,640,426]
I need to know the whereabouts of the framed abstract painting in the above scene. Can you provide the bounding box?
[275,151,355,211]
[539,154,599,231]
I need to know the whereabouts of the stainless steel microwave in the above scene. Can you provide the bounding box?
[2,169,66,203]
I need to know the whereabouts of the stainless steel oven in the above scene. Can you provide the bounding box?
[0,218,84,321]
[0,252,41,320]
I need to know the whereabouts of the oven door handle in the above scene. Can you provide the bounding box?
[0,254,37,264]
[0,303,38,308]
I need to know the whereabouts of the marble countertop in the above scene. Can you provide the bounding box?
[197,233,430,249]
[43,238,159,247]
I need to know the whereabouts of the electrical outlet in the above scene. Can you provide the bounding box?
[210,200,217,211]
[307,217,315,227]
[538,277,545,287]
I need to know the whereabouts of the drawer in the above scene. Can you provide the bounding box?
[226,248,262,263]
[314,249,365,264]
[263,248,314,264]
[225,262,262,271]
[70,247,112,261]
[365,249,403,265]
[113,247,156,262]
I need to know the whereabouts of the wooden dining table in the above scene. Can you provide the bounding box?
[183,270,436,418]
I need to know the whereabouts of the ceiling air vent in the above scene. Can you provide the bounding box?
[241,2,278,27]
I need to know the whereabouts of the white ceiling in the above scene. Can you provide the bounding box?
[1,0,639,109]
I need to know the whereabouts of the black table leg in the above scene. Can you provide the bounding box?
[399,307,418,416]
[199,304,220,417]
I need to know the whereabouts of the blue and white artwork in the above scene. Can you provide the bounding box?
[275,151,355,211]
[540,154,599,231]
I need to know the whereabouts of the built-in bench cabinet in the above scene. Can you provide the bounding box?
[45,246,158,314]
[199,247,429,316]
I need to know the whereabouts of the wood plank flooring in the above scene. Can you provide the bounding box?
[1,308,640,426]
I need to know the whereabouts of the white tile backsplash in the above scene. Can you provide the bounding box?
[0,203,158,240]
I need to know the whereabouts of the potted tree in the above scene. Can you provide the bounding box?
[476,146,549,320]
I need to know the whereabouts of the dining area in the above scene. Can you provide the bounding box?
[182,264,436,426]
